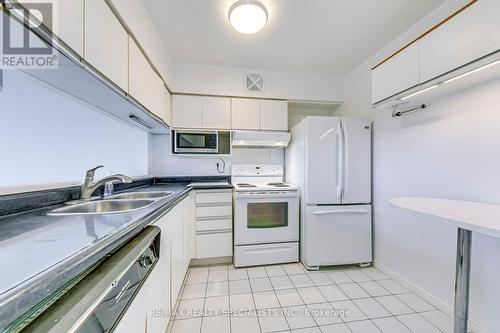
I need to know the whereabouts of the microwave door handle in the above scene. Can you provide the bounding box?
[313,210,369,215]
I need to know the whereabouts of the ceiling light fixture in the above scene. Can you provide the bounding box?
[229,0,268,34]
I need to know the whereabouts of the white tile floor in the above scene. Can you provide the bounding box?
[169,263,455,333]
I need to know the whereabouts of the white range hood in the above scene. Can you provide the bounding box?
[232,131,291,148]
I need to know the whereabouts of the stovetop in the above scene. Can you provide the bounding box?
[231,164,299,192]
[233,182,299,192]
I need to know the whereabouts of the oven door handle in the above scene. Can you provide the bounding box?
[235,192,299,199]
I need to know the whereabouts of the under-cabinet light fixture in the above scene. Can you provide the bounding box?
[129,114,153,129]
[443,59,500,84]
[400,84,439,101]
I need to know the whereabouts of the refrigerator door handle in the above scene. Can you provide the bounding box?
[313,210,369,215]
[337,121,345,202]
[342,120,348,202]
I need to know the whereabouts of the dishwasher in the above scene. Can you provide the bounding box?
[21,226,160,333]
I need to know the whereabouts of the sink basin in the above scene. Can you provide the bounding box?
[47,199,155,216]
[107,191,174,200]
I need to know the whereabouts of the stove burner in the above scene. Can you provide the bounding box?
[267,182,290,187]
[237,183,257,188]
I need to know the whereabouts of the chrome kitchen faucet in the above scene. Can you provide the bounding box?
[80,165,132,201]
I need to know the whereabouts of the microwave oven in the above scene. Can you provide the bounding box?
[173,130,219,154]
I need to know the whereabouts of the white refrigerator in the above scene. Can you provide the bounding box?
[286,116,372,270]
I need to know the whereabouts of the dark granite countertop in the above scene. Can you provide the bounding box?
[0,177,232,331]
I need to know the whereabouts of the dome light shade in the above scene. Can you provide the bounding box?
[229,0,268,34]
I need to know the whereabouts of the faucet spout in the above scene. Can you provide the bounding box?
[80,166,133,201]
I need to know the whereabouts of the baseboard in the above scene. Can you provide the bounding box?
[374,260,492,333]
[190,256,233,266]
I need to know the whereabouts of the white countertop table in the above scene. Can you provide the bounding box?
[390,197,500,333]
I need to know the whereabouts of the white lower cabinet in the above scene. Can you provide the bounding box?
[170,202,185,308]
[183,192,196,270]
[196,232,233,259]
[144,194,196,333]
[195,189,233,259]
[147,213,172,333]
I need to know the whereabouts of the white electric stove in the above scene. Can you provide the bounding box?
[232,165,300,267]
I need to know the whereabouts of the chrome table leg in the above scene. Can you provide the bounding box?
[454,228,472,333]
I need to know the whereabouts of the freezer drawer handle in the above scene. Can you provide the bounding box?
[244,246,292,254]
[313,210,369,215]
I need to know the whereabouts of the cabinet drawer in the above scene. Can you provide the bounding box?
[196,191,232,205]
[196,232,233,259]
[197,219,232,232]
[196,205,232,218]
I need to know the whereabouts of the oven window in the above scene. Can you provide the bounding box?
[247,202,288,228]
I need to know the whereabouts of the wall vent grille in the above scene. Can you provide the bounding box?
[246,73,264,92]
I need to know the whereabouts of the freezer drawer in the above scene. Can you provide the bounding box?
[302,205,372,268]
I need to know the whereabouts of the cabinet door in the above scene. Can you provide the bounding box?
[420,0,500,83]
[170,203,185,308]
[231,98,260,130]
[47,0,84,56]
[85,0,128,91]
[202,97,231,129]
[260,100,288,131]
[371,41,420,104]
[114,279,148,333]
[172,95,203,129]
[183,192,196,271]
[128,37,156,112]
[162,88,172,127]
[148,214,172,333]
[196,232,233,259]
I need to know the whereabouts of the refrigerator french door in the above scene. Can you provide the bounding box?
[287,116,372,269]
[304,116,371,205]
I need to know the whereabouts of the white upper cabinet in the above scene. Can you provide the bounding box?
[202,97,231,129]
[371,41,420,104]
[129,37,171,125]
[231,98,261,130]
[29,0,84,56]
[172,95,203,129]
[420,0,500,83]
[54,0,84,56]
[84,0,128,91]
[162,88,172,127]
[260,100,288,131]
[173,96,288,131]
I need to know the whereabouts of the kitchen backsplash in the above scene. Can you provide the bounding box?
[148,134,284,176]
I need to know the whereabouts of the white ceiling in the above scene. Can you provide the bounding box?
[144,0,446,75]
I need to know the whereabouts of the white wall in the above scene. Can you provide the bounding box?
[171,63,343,102]
[372,79,500,332]
[149,135,284,177]
[0,69,148,195]
[339,1,500,331]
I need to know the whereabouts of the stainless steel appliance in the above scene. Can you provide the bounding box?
[232,165,299,267]
[22,227,160,333]
[173,130,218,154]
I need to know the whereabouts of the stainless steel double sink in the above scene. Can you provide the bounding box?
[47,191,174,216]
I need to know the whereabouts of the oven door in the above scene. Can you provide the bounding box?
[234,191,299,245]
[174,131,218,153]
